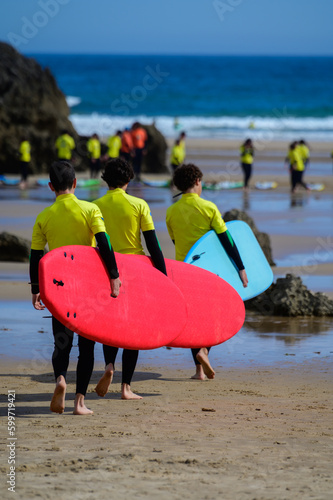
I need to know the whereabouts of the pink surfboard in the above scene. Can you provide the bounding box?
[39,246,188,350]
[131,255,246,348]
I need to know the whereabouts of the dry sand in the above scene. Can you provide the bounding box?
[1,138,333,499]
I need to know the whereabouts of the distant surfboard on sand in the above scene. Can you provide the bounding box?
[255,181,278,190]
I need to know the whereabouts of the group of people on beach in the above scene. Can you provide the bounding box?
[55,122,148,181]
[17,125,321,197]
[30,156,248,415]
[239,138,312,193]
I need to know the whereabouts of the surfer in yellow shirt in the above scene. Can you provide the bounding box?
[19,138,31,188]
[86,133,101,178]
[166,163,248,380]
[30,160,121,415]
[297,139,310,169]
[94,158,167,399]
[170,139,185,172]
[285,141,309,193]
[106,130,122,159]
[240,138,254,190]
[55,130,75,160]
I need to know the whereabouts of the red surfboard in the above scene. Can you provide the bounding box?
[39,246,188,350]
[131,255,246,348]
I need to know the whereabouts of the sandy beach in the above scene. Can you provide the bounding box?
[1,137,333,499]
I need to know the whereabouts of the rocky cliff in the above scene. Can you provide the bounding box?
[0,42,77,173]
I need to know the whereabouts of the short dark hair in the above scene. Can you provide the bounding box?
[101,158,134,188]
[173,163,203,192]
[49,161,76,191]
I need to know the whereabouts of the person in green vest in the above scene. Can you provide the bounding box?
[285,141,309,193]
[297,139,310,169]
[93,158,167,399]
[55,129,75,160]
[170,138,185,172]
[240,138,254,190]
[87,133,101,178]
[19,137,31,188]
[166,163,248,380]
[106,130,122,159]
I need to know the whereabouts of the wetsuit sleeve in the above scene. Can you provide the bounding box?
[95,232,119,279]
[29,249,44,294]
[143,230,167,276]
[217,230,245,271]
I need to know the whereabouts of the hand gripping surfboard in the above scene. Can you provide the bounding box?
[184,220,273,301]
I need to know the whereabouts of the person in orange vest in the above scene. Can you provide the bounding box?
[131,122,148,181]
[120,128,134,165]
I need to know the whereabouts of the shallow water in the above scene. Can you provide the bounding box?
[1,181,332,368]
[0,301,332,369]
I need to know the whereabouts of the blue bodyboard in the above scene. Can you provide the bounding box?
[184,220,273,301]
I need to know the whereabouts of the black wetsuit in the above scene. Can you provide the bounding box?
[102,229,167,384]
[191,230,245,366]
[30,232,118,396]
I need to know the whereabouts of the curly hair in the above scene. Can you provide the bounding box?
[101,158,134,188]
[173,163,203,192]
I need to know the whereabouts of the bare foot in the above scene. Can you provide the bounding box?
[196,348,215,379]
[191,365,206,380]
[121,383,143,400]
[50,376,66,413]
[73,394,93,415]
[95,363,114,397]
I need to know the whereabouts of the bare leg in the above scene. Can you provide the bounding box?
[121,383,143,400]
[50,375,66,413]
[95,362,114,397]
[196,348,215,379]
[191,365,206,380]
[73,394,93,415]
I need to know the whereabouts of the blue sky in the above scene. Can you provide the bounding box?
[1,0,332,56]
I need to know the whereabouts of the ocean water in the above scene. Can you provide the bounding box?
[29,54,333,141]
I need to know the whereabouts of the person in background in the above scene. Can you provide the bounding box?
[87,133,101,178]
[55,129,75,160]
[285,141,309,193]
[30,160,121,415]
[170,138,185,172]
[131,122,148,181]
[166,164,248,380]
[240,138,254,190]
[94,158,167,399]
[19,136,31,189]
[178,131,187,161]
[298,139,310,169]
[120,127,134,165]
[106,130,122,159]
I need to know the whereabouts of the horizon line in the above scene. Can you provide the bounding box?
[22,51,333,58]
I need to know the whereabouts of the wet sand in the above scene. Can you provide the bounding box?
[0,359,332,499]
[1,138,333,499]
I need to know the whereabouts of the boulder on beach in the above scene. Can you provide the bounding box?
[141,124,168,174]
[0,42,77,174]
[0,232,31,262]
[223,208,275,266]
[246,273,333,316]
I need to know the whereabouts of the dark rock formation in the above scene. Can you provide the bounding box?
[0,232,31,262]
[0,42,77,174]
[246,274,333,316]
[141,124,168,174]
[223,208,275,266]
